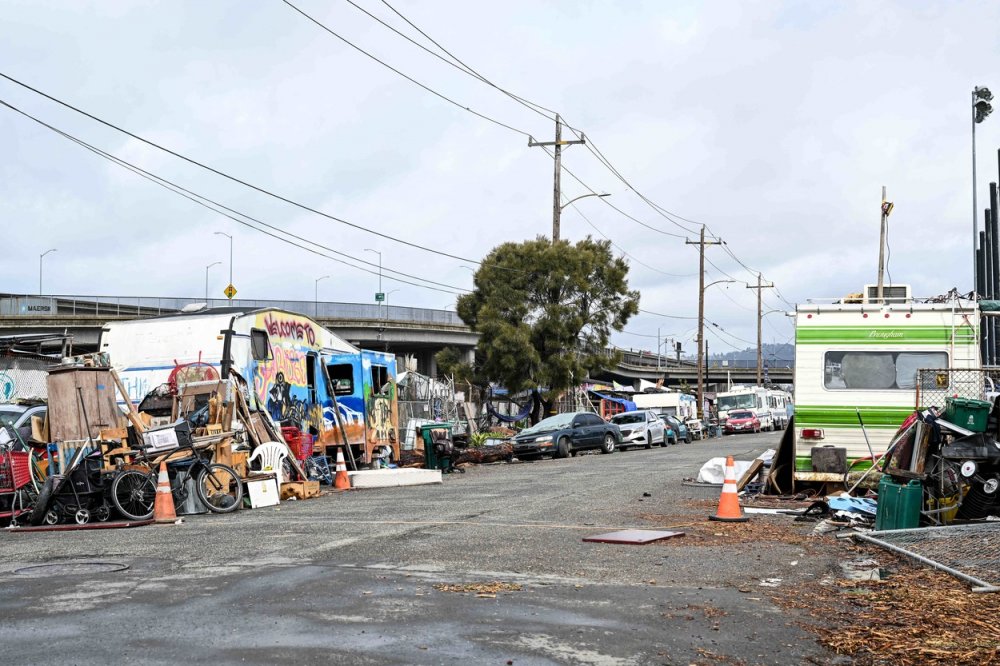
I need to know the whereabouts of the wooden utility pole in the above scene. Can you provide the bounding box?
[686,225,723,419]
[747,272,774,386]
[528,114,586,242]
[877,186,887,303]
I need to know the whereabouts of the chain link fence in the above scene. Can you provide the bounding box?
[0,357,56,403]
[915,367,1000,410]
[856,523,1000,593]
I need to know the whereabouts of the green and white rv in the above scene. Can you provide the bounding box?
[793,287,979,482]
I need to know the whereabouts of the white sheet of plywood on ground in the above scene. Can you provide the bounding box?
[348,468,443,488]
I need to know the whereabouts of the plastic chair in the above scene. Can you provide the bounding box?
[248,441,288,476]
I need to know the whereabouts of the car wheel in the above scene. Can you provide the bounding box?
[556,436,571,459]
[600,433,616,454]
[644,436,653,450]
[685,434,692,444]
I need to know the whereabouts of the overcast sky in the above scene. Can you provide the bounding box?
[3,1,1000,358]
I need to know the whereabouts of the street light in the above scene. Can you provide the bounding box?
[560,192,611,211]
[364,248,383,331]
[973,86,993,289]
[214,231,233,299]
[205,261,221,303]
[39,248,56,295]
[314,275,330,318]
[696,279,738,419]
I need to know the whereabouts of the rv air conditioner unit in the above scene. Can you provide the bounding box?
[862,284,911,304]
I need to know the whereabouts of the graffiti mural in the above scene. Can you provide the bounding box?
[251,312,323,429]
[366,377,397,444]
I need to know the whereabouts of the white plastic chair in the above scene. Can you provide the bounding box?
[248,441,288,478]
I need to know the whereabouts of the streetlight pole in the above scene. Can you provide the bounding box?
[205,261,221,303]
[973,86,994,290]
[314,275,330,318]
[39,248,56,295]
[364,248,382,336]
[560,192,611,211]
[214,232,233,299]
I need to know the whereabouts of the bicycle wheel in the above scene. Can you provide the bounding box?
[195,464,243,513]
[111,470,156,520]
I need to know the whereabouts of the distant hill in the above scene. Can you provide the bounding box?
[683,342,793,364]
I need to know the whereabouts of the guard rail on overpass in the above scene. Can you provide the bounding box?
[1,294,793,386]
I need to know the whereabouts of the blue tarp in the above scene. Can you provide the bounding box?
[589,390,636,412]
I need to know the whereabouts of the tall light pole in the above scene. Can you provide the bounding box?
[973,86,993,290]
[214,231,233,299]
[205,261,221,303]
[39,248,56,295]
[364,247,382,316]
[314,275,330,318]
[697,278,737,417]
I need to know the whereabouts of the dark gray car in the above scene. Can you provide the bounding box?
[512,411,621,459]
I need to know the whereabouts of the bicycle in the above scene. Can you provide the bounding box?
[110,442,243,521]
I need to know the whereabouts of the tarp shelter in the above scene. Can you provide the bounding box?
[590,390,636,419]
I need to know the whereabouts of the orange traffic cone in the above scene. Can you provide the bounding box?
[709,456,748,522]
[154,461,179,524]
[333,447,351,491]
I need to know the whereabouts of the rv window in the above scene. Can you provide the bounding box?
[327,364,354,396]
[823,351,948,390]
[371,365,390,395]
[250,329,271,361]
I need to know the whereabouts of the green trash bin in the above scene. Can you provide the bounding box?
[944,396,992,432]
[875,477,922,530]
[418,422,456,472]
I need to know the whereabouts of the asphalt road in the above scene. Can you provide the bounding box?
[0,431,844,665]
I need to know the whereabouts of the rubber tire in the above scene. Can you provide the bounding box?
[196,464,243,513]
[556,436,571,459]
[111,469,156,521]
[644,437,653,450]
[29,476,56,526]
[600,434,616,454]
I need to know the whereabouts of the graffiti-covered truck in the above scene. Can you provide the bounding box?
[100,308,399,464]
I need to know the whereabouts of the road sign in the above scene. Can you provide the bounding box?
[224,284,237,300]
[375,292,385,302]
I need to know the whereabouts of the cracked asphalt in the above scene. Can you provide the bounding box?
[0,432,847,665]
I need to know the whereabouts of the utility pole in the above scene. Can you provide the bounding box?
[746,272,774,386]
[686,225,723,419]
[528,114,586,242]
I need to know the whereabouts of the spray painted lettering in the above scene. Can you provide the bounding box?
[263,314,317,346]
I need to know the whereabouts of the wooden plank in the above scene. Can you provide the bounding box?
[31,415,49,443]
[110,368,146,433]
[737,458,764,491]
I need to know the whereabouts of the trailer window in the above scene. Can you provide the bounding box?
[371,365,390,395]
[250,329,271,361]
[823,351,948,390]
[326,364,354,396]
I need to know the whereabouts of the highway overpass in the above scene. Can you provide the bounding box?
[1,294,792,387]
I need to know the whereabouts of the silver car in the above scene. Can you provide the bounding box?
[609,410,666,450]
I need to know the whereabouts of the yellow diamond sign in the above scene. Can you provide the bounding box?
[224,284,237,300]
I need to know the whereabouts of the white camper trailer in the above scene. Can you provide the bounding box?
[631,391,697,419]
[716,386,773,430]
[793,290,979,482]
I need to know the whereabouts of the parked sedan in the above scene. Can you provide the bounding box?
[511,412,621,459]
[661,414,691,444]
[724,410,761,434]
[610,410,666,449]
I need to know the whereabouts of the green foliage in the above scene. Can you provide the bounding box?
[434,346,475,383]
[457,236,639,395]
[468,431,510,448]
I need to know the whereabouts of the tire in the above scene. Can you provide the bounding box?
[556,436,571,459]
[644,436,653,450]
[685,434,692,444]
[196,464,243,513]
[29,476,56,526]
[111,470,156,521]
[600,433,616,454]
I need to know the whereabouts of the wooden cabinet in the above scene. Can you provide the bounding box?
[46,367,124,442]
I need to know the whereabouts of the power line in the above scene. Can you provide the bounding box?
[343,0,559,123]
[0,70,486,266]
[638,308,698,321]
[282,0,535,139]
[0,97,467,295]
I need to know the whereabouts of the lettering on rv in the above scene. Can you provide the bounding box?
[254,347,309,409]
[263,314,317,346]
[867,331,904,340]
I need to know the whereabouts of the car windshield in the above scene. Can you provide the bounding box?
[519,413,576,435]
[718,394,756,411]
[0,408,26,426]
[729,411,753,419]
[611,413,644,425]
